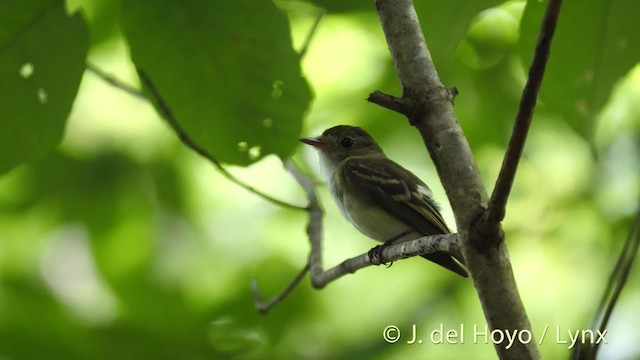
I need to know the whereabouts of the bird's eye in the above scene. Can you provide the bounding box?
[340,137,354,148]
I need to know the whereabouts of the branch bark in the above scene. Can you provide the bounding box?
[373,0,561,358]
[314,233,460,288]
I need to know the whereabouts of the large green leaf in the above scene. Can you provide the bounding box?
[0,0,88,175]
[519,0,640,139]
[120,0,311,166]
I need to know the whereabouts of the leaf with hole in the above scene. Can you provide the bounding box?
[0,0,88,174]
[120,0,312,166]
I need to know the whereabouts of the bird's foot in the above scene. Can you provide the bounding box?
[368,245,394,267]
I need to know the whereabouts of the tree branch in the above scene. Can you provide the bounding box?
[573,211,640,360]
[373,0,562,358]
[137,70,306,211]
[367,90,413,115]
[485,0,563,229]
[299,9,326,58]
[251,232,460,313]
[313,233,460,288]
[86,62,146,99]
[251,263,309,315]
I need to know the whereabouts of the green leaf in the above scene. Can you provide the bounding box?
[120,0,311,166]
[0,0,88,175]
[519,0,640,139]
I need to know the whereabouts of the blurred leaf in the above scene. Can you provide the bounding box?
[25,151,185,284]
[308,0,371,13]
[416,0,503,68]
[0,276,229,360]
[310,0,502,65]
[463,4,522,69]
[452,59,524,149]
[519,0,640,140]
[120,0,311,166]
[0,0,88,175]
[28,152,141,228]
[0,279,91,359]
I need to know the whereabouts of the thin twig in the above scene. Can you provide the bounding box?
[284,160,325,284]
[367,88,457,114]
[573,211,640,360]
[367,90,412,115]
[313,234,459,288]
[595,214,640,337]
[248,160,318,312]
[485,0,564,228]
[87,64,303,210]
[251,263,310,314]
[137,70,306,211]
[299,9,326,58]
[86,62,146,99]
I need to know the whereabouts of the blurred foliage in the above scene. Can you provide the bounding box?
[0,0,639,359]
[519,0,640,141]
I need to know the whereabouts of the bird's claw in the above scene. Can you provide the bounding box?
[368,245,394,267]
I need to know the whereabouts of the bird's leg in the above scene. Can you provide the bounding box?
[368,230,412,266]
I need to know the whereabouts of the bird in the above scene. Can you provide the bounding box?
[300,125,468,277]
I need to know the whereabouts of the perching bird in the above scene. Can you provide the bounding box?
[301,125,467,277]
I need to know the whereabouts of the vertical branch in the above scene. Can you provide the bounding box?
[374,0,487,227]
[371,0,561,359]
[485,0,564,228]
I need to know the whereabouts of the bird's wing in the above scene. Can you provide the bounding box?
[342,157,449,235]
[343,157,468,277]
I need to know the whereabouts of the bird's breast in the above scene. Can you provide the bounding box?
[337,189,414,243]
[320,155,415,243]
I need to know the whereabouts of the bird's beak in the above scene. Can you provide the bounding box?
[299,136,326,149]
